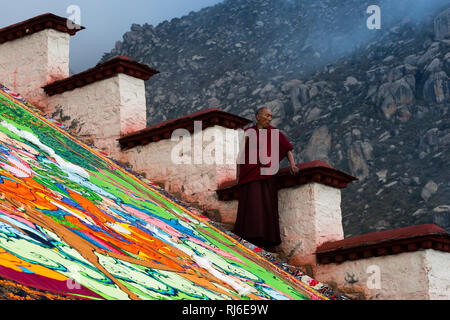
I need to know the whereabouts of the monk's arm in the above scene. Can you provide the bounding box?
[287,150,299,175]
[287,150,295,166]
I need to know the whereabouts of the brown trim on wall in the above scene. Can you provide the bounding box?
[0,13,84,44]
[43,56,159,96]
[216,160,358,201]
[118,108,253,150]
[315,224,450,264]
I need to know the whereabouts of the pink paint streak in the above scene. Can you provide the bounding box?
[0,209,38,231]
[0,264,103,300]
[121,204,242,263]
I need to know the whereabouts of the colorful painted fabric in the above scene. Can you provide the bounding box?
[0,84,344,300]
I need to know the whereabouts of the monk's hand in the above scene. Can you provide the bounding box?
[289,164,299,175]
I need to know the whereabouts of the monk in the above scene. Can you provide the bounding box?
[234,107,299,249]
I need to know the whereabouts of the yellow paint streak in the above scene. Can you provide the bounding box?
[0,248,68,282]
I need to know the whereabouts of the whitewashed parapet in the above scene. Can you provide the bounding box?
[43,56,159,160]
[278,182,345,273]
[0,14,83,109]
[119,108,252,225]
[315,224,450,299]
[0,14,159,161]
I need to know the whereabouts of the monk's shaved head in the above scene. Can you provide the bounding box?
[255,108,272,129]
[256,107,270,117]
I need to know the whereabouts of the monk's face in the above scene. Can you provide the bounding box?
[256,109,272,129]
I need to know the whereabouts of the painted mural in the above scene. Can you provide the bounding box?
[0,85,341,300]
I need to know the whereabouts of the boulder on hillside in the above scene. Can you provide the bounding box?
[433,205,450,230]
[303,125,331,163]
[434,8,450,40]
[421,180,439,201]
[376,77,415,119]
[423,71,450,103]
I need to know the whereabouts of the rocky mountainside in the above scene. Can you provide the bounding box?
[101,0,450,237]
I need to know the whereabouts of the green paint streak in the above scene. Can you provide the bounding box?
[197,227,310,300]
[118,279,156,300]
[0,100,104,172]
[32,176,63,194]
[0,90,323,301]
[47,215,79,229]
[87,170,176,221]
[97,169,145,198]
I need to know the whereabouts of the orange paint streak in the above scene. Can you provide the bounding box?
[63,189,194,271]
[1,113,15,120]
[0,249,68,282]
[126,225,180,258]
[40,196,189,273]
[0,175,60,211]
[95,231,185,271]
[67,189,116,224]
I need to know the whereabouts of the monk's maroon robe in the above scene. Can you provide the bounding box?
[234,125,293,247]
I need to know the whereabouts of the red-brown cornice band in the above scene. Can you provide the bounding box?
[315,224,450,265]
[0,13,84,44]
[118,108,253,150]
[216,160,358,200]
[43,56,160,96]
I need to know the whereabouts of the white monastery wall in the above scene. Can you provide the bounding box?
[0,29,69,108]
[315,249,450,300]
[278,182,344,270]
[122,125,240,224]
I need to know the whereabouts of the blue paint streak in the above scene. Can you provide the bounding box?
[69,228,112,252]
[18,266,34,274]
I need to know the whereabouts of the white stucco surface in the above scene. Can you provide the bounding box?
[47,76,121,155]
[118,74,147,136]
[278,182,344,269]
[0,29,70,108]
[0,28,146,160]
[315,249,450,300]
[46,74,147,160]
[122,125,240,224]
[425,249,450,299]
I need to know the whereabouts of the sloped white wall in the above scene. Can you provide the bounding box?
[46,74,147,160]
[278,182,344,272]
[0,29,70,108]
[425,250,450,299]
[315,249,450,300]
[122,125,239,225]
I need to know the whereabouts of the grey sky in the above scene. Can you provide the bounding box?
[0,0,223,73]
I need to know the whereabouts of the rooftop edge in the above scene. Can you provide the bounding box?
[43,56,160,96]
[0,13,85,44]
[119,108,253,150]
[315,224,450,264]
